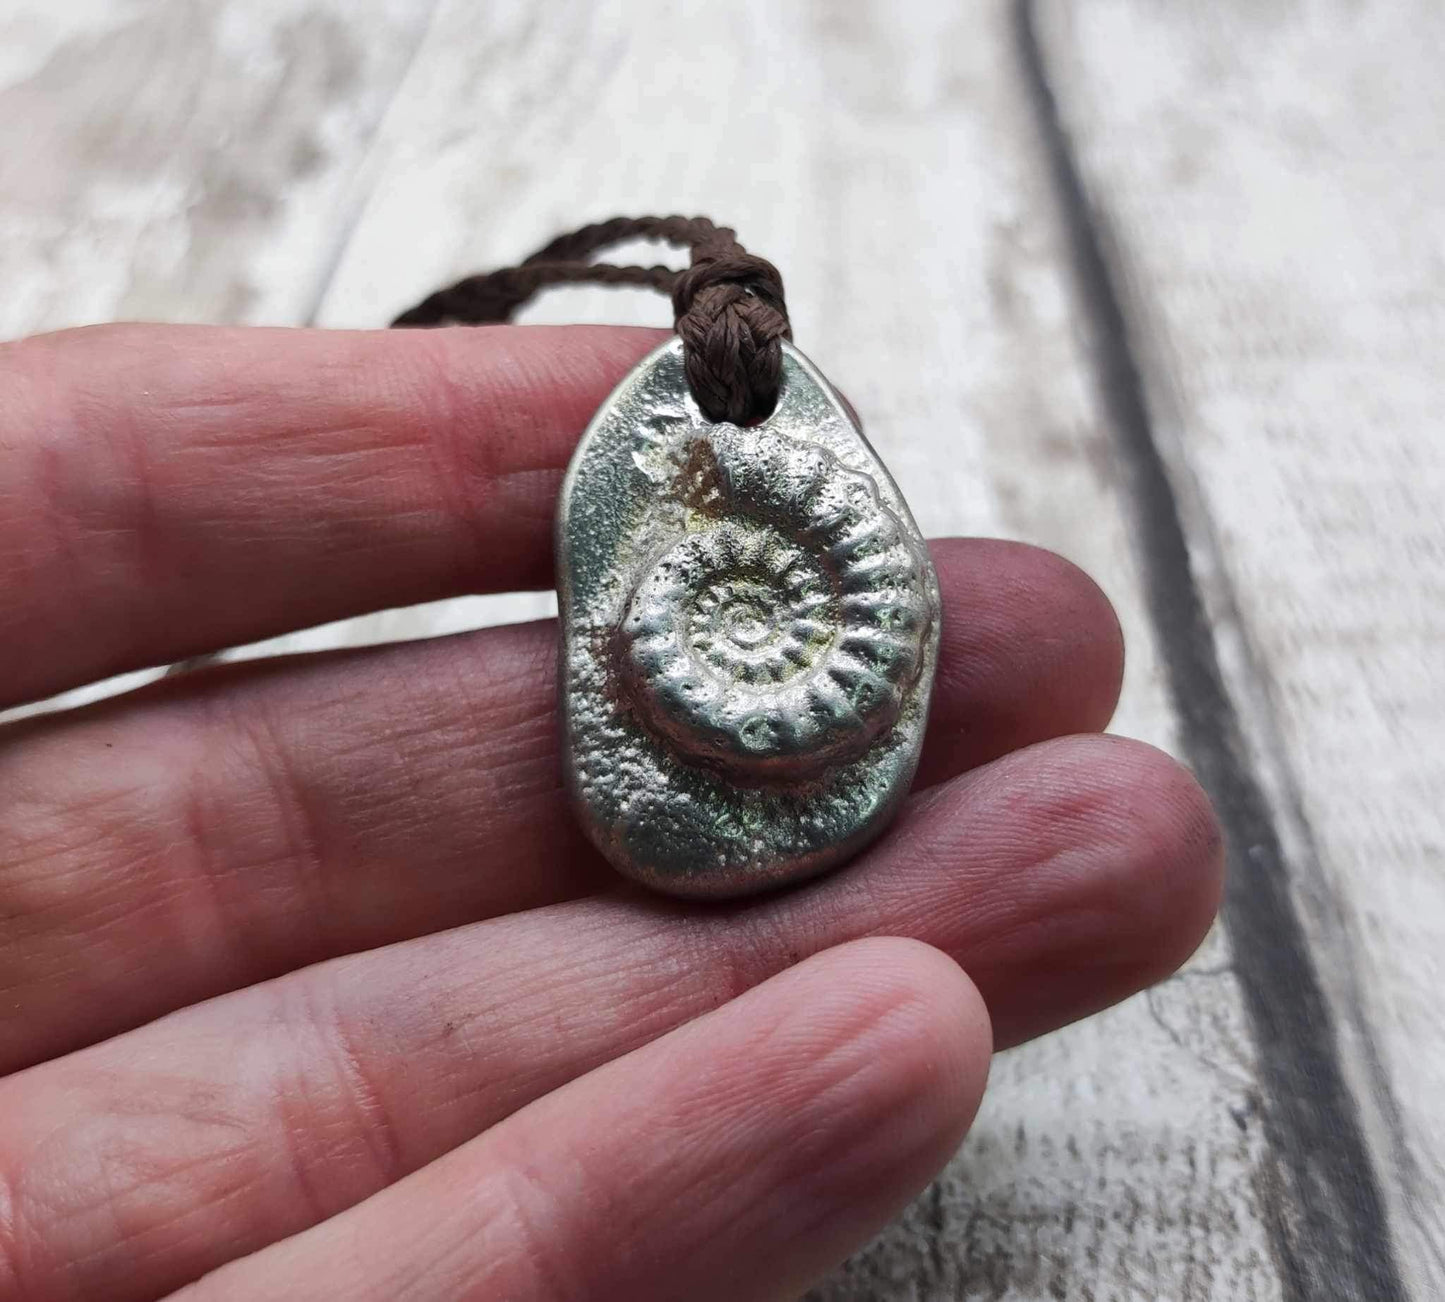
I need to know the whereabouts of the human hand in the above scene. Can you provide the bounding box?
[0,324,1222,1300]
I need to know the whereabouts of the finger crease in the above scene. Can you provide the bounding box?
[229,706,332,954]
[0,1145,29,1302]
[321,994,407,1190]
[412,341,497,592]
[488,1153,583,1302]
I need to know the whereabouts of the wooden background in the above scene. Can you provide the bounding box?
[3,1,1441,1297]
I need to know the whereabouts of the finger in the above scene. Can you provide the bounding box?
[0,539,1122,1073]
[178,939,990,1302]
[0,322,665,706]
[919,542,1122,786]
[0,736,1218,1302]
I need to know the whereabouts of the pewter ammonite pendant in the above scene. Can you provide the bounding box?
[557,339,940,898]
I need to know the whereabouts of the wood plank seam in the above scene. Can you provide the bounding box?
[1013,3,1407,1298]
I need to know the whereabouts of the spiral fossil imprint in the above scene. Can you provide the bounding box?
[619,423,932,780]
[558,339,940,898]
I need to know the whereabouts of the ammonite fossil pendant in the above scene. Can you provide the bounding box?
[557,339,941,898]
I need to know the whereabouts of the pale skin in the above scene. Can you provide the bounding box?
[0,323,1224,1301]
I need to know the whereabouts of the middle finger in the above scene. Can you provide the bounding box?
[0,539,1122,1073]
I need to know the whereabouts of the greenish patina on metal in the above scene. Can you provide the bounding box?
[557,338,940,898]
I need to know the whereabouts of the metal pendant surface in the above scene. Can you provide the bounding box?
[557,338,940,898]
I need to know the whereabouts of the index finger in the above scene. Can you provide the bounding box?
[0,323,664,707]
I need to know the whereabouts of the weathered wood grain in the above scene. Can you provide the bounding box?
[1037,2,1445,1296]
[0,0,441,336]
[2,0,1437,1297]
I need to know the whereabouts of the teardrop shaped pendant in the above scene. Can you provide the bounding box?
[558,338,940,898]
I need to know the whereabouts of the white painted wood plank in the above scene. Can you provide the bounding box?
[316,2,1281,1297]
[0,0,436,336]
[1038,2,1445,1296]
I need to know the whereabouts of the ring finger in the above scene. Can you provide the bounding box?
[0,734,1220,1302]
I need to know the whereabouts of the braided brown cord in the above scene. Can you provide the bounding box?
[392,216,791,425]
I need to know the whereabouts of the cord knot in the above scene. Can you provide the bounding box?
[392,216,792,425]
[672,248,790,425]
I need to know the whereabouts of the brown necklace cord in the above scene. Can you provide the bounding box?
[390,216,791,425]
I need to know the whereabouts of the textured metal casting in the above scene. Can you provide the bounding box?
[557,339,940,898]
